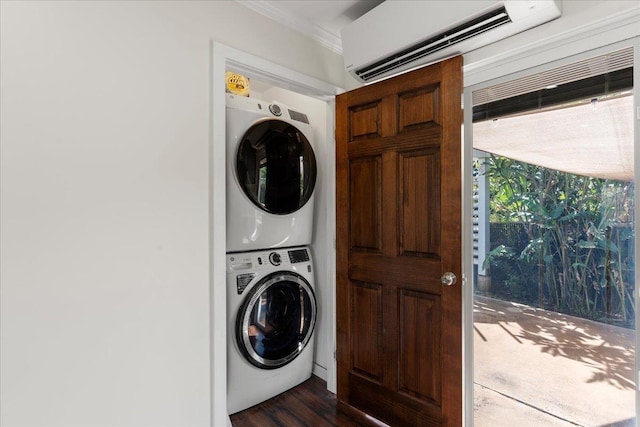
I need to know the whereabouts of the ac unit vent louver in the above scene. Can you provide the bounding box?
[357,7,511,82]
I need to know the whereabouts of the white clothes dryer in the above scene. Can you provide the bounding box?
[226,93,317,253]
[227,246,317,414]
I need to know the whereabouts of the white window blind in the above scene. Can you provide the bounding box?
[472,47,633,107]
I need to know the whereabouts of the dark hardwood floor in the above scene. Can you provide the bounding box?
[230,375,389,427]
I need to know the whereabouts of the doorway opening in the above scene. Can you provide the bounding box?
[211,42,342,425]
[471,48,636,426]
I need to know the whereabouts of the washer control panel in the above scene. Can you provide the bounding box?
[226,247,311,273]
[227,247,312,295]
[269,252,282,266]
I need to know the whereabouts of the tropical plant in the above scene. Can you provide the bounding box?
[481,154,634,327]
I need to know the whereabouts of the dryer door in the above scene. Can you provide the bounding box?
[236,271,316,369]
[236,120,317,215]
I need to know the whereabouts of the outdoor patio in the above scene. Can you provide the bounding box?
[474,295,636,427]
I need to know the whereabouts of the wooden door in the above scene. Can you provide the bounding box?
[335,56,463,426]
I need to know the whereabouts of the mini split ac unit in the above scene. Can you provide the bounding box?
[341,0,562,83]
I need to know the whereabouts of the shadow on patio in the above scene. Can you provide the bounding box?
[473,295,635,427]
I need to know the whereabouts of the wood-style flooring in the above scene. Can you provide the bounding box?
[230,375,388,427]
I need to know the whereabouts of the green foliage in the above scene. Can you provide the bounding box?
[481,155,635,327]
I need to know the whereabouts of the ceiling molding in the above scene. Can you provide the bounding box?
[237,0,344,54]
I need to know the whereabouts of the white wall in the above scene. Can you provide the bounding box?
[4,0,638,425]
[0,1,344,426]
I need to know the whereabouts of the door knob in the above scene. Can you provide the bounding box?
[441,272,457,286]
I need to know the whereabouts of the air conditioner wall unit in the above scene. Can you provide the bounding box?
[341,0,562,83]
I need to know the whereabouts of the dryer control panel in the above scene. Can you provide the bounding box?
[226,93,310,124]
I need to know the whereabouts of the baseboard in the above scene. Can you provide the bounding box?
[312,362,327,381]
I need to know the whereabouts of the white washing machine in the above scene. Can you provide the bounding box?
[226,246,317,414]
[226,93,317,253]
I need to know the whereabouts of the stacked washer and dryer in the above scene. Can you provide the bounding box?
[225,93,318,414]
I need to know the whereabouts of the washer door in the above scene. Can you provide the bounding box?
[236,271,316,369]
[236,120,317,215]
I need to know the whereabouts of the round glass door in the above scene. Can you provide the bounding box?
[236,120,317,215]
[236,271,316,369]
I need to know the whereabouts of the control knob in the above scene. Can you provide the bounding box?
[269,104,282,116]
[269,252,282,266]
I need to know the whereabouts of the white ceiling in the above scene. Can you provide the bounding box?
[236,0,384,53]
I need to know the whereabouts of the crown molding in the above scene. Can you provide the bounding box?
[237,0,344,54]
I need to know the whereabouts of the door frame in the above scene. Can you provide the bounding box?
[463,36,640,426]
[210,41,343,426]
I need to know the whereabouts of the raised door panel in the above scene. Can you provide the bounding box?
[398,289,441,405]
[399,149,441,258]
[349,101,382,141]
[350,156,382,251]
[398,85,441,133]
[351,281,383,382]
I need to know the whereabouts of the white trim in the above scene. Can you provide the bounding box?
[632,37,640,423]
[210,41,342,426]
[462,87,475,427]
[210,41,230,427]
[312,363,327,381]
[324,97,338,395]
[236,0,343,54]
[225,53,342,100]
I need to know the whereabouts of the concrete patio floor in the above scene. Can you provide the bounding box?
[473,296,636,427]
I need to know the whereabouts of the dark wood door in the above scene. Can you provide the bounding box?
[336,56,463,426]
